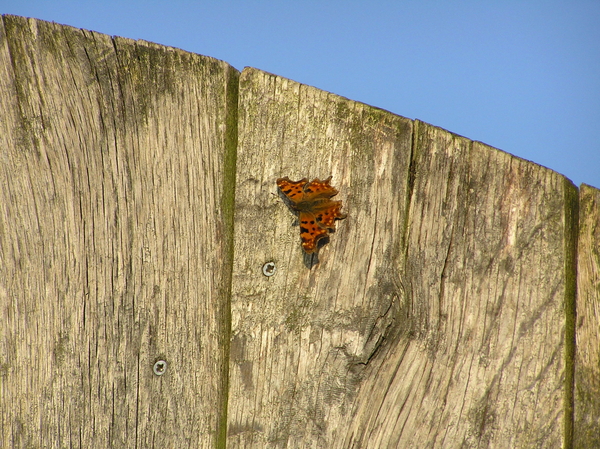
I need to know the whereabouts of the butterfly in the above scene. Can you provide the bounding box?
[276,176,347,253]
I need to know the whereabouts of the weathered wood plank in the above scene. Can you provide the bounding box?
[346,127,577,449]
[228,67,413,447]
[0,15,238,448]
[228,67,576,447]
[574,184,600,447]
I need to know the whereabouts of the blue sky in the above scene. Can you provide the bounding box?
[2,1,599,188]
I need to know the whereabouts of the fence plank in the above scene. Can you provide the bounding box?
[574,184,600,447]
[227,67,413,447]
[0,15,237,448]
[346,126,577,448]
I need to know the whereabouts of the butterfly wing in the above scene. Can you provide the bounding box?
[313,200,346,230]
[301,176,338,201]
[303,177,346,231]
[276,177,308,206]
[298,211,330,253]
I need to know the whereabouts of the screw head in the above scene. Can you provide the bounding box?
[262,262,276,277]
[153,360,168,376]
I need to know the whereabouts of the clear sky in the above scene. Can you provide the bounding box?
[2,1,599,188]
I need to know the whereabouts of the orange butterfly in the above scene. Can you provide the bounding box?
[276,176,347,253]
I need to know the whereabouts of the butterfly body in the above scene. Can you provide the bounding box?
[276,176,347,253]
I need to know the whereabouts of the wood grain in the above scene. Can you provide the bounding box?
[346,126,577,449]
[574,184,600,447]
[0,15,238,448]
[1,14,595,449]
[228,67,577,448]
[228,68,413,447]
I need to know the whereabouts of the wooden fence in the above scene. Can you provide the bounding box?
[1,15,598,448]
